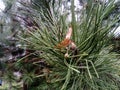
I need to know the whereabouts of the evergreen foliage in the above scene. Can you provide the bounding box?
[16,0,120,90]
[0,0,120,90]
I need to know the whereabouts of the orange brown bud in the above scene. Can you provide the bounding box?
[55,38,71,49]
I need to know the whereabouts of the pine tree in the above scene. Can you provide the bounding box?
[17,0,120,90]
[1,0,120,90]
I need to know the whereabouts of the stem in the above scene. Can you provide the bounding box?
[71,0,76,41]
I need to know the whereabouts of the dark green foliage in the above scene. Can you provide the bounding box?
[17,0,120,90]
[0,0,120,90]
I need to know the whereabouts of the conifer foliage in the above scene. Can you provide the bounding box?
[2,0,120,90]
